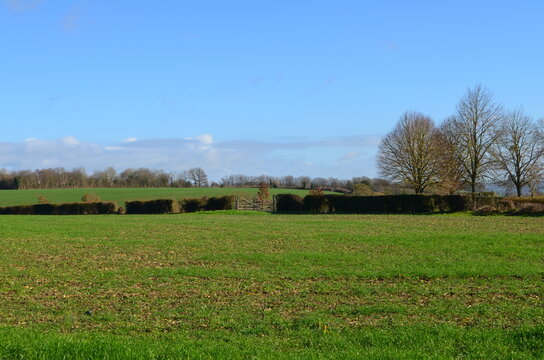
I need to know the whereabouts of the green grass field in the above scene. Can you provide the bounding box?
[0,212,542,359]
[0,187,325,207]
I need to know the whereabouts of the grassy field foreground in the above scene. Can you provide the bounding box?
[0,213,542,359]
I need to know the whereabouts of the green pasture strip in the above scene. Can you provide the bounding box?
[0,325,542,359]
[0,213,542,358]
[0,188,330,207]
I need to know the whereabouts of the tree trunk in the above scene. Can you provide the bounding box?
[516,183,522,197]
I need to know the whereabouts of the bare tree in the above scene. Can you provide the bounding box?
[491,109,544,196]
[377,111,440,194]
[436,118,465,194]
[298,176,311,189]
[104,167,117,187]
[442,85,503,193]
[188,167,208,187]
[526,162,543,197]
[281,175,296,188]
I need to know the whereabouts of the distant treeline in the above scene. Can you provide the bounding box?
[0,167,187,189]
[0,167,412,195]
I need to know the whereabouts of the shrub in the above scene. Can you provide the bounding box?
[442,195,472,212]
[506,196,544,204]
[33,204,55,215]
[514,203,544,215]
[498,200,516,212]
[351,183,374,196]
[275,194,304,212]
[38,196,50,204]
[309,188,324,196]
[81,193,101,203]
[256,182,270,206]
[180,198,207,213]
[205,196,235,211]
[0,205,35,215]
[296,194,476,214]
[470,193,499,209]
[125,199,179,214]
[473,205,500,216]
[53,202,118,215]
[303,195,331,213]
[0,202,118,215]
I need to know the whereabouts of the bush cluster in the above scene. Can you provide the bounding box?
[276,194,499,214]
[0,202,118,215]
[275,194,304,212]
[125,196,235,214]
[0,196,236,216]
[204,196,235,211]
[493,197,544,215]
[81,193,101,203]
[180,198,208,213]
[125,199,180,214]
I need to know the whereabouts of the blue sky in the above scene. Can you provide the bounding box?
[1,0,543,180]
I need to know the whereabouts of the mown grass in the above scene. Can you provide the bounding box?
[0,187,327,207]
[0,212,542,359]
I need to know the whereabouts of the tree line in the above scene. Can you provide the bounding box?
[0,167,206,189]
[378,85,544,197]
[0,166,408,195]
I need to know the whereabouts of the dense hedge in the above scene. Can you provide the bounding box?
[0,205,35,215]
[275,194,304,212]
[124,196,235,214]
[0,202,118,215]
[497,197,544,215]
[205,196,235,211]
[180,198,207,213]
[0,195,237,215]
[276,194,499,214]
[502,196,544,204]
[125,199,180,214]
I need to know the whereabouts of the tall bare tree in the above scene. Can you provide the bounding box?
[442,85,503,193]
[491,109,544,196]
[188,167,208,187]
[526,162,543,197]
[377,111,439,194]
[436,119,465,194]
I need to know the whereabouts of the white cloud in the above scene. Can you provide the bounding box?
[196,134,213,145]
[338,151,362,162]
[0,134,381,179]
[61,136,81,146]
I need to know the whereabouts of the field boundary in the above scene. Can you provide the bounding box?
[235,197,276,212]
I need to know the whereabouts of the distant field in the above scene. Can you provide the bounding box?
[0,213,542,359]
[0,187,329,207]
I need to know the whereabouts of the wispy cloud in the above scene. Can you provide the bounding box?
[215,135,381,152]
[338,151,361,162]
[0,134,381,179]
